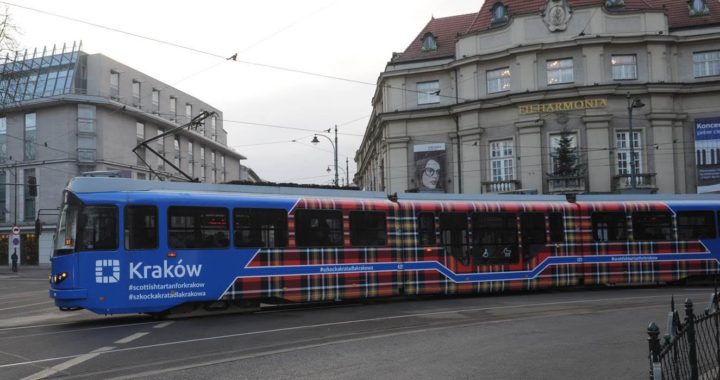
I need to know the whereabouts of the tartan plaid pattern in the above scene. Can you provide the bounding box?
[225,198,716,302]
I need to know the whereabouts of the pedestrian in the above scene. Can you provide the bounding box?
[11,250,18,273]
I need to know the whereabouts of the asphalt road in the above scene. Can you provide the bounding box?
[0,266,708,379]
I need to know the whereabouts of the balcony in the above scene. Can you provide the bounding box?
[612,173,657,193]
[546,175,586,194]
[482,179,520,193]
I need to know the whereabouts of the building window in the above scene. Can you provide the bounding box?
[547,58,574,84]
[615,130,642,182]
[200,146,206,182]
[152,89,160,114]
[132,80,141,106]
[23,169,36,221]
[490,139,514,182]
[549,132,578,175]
[220,155,225,182]
[211,116,217,140]
[693,51,720,78]
[110,71,119,99]
[421,32,437,52]
[0,117,7,163]
[169,97,177,121]
[136,122,145,166]
[211,151,216,183]
[611,55,637,80]
[185,103,192,122]
[605,0,625,8]
[187,141,194,177]
[417,81,440,105]
[155,129,164,169]
[24,113,36,161]
[491,2,509,25]
[78,105,96,162]
[0,171,5,222]
[174,137,181,168]
[689,0,710,16]
[487,67,511,94]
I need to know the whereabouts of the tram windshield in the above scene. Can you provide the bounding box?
[54,191,119,256]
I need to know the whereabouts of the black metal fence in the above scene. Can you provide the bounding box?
[647,293,720,380]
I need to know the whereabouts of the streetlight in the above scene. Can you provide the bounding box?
[312,125,338,187]
[626,92,645,190]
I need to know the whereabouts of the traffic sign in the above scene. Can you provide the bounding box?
[11,225,20,235]
[11,234,20,249]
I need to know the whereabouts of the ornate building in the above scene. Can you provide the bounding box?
[355,0,720,195]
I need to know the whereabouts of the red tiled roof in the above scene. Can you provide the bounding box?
[391,13,477,63]
[465,0,720,33]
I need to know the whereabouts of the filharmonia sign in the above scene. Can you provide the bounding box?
[518,98,608,114]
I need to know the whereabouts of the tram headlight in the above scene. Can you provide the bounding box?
[52,272,68,284]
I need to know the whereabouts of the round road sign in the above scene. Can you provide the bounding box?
[11,225,20,235]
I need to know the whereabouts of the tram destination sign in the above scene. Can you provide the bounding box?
[518,98,608,114]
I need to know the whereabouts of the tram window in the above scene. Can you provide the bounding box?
[295,209,343,247]
[548,212,565,243]
[633,212,672,241]
[233,208,288,248]
[349,211,387,246]
[520,213,546,244]
[439,212,470,264]
[417,212,436,246]
[472,213,518,245]
[678,211,716,240]
[591,212,627,242]
[124,206,158,250]
[168,207,229,249]
[78,205,118,251]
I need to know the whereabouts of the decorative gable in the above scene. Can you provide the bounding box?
[543,0,573,32]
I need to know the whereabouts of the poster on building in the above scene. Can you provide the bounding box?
[414,143,446,192]
[695,117,720,193]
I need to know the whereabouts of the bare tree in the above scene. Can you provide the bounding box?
[0,6,20,56]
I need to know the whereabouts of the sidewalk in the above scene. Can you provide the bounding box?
[0,263,51,279]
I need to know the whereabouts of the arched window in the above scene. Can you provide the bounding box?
[421,32,437,52]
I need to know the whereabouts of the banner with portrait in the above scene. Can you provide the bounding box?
[695,118,720,193]
[414,143,446,193]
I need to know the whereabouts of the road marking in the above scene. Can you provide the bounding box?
[21,351,105,380]
[114,332,148,344]
[154,321,174,329]
[92,346,115,353]
[0,301,52,312]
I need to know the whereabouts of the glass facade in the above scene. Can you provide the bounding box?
[23,168,36,221]
[0,172,5,223]
[0,43,80,106]
[77,104,96,162]
[0,117,6,163]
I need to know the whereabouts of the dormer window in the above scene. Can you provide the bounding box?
[491,2,509,25]
[605,0,624,8]
[688,0,710,16]
[421,33,437,52]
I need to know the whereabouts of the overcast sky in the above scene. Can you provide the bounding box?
[6,0,482,185]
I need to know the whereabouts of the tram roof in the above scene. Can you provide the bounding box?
[66,177,720,203]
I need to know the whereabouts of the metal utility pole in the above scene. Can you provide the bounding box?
[312,125,339,187]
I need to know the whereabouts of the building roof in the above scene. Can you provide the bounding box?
[392,1,720,64]
[391,13,477,64]
[465,0,720,33]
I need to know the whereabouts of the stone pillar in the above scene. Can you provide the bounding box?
[647,113,687,194]
[515,119,544,193]
[385,137,410,194]
[459,127,484,194]
[583,114,613,193]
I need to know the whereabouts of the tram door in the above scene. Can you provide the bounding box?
[520,213,546,260]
